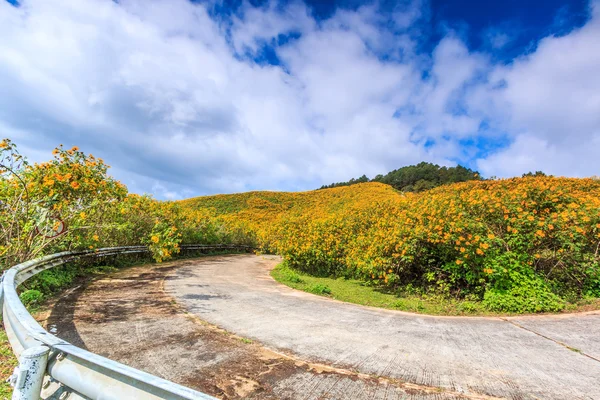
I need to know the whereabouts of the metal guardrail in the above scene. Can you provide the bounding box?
[1,244,253,399]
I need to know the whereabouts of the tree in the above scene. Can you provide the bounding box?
[321,162,481,192]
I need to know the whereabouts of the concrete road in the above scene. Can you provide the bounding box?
[166,254,600,400]
[48,257,483,399]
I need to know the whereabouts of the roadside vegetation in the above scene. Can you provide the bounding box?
[272,262,600,316]
[0,138,250,271]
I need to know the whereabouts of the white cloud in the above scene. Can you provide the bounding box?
[0,0,598,198]
[475,1,600,177]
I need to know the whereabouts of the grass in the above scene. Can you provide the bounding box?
[0,329,16,398]
[271,262,493,316]
[271,262,600,316]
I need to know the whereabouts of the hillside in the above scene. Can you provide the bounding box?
[181,177,600,313]
[320,162,480,192]
[180,182,401,225]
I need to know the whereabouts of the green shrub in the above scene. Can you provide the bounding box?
[308,283,332,295]
[483,276,565,313]
[19,290,43,308]
[282,269,302,283]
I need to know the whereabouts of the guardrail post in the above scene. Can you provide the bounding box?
[11,345,50,400]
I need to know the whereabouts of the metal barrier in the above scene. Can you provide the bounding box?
[1,244,253,399]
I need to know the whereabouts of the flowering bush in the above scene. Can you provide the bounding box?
[147,221,181,263]
[0,139,244,269]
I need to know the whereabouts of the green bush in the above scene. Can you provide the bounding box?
[308,283,332,295]
[483,276,565,313]
[19,290,43,308]
[282,269,302,283]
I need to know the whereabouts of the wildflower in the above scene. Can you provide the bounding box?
[93,235,99,241]
[80,212,86,219]
[151,235,159,243]
[70,181,80,189]
[487,234,495,240]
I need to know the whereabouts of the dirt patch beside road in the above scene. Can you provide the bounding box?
[39,256,483,399]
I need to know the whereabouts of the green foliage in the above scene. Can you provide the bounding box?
[19,289,43,307]
[522,171,548,178]
[483,275,565,313]
[278,264,303,283]
[320,162,480,192]
[307,283,332,295]
[0,329,18,397]
[27,265,81,294]
[1,139,253,271]
[147,221,181,262]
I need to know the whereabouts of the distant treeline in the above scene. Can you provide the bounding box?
[319,162,481,192]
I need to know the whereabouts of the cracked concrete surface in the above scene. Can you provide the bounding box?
[165,255,600,400]
[42,254,600,399]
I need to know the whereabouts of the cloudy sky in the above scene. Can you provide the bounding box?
[1,0,599,198]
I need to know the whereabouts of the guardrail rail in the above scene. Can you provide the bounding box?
[1,244,253,399]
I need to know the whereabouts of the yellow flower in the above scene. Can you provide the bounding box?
[0,140,8,149]
[151,235,159,243]
[70,181,80,189]
[476,248,484,255]
[80,212,86,219]
[93,235,99,241]
[487,234,495,240]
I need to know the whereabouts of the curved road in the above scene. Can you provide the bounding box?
[165,255,600,400]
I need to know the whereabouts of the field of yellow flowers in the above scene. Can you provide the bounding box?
[184,178,600,313]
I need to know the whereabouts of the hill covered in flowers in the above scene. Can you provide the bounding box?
[182,178,600,313]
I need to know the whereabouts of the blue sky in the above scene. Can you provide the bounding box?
[1,0,599,198]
